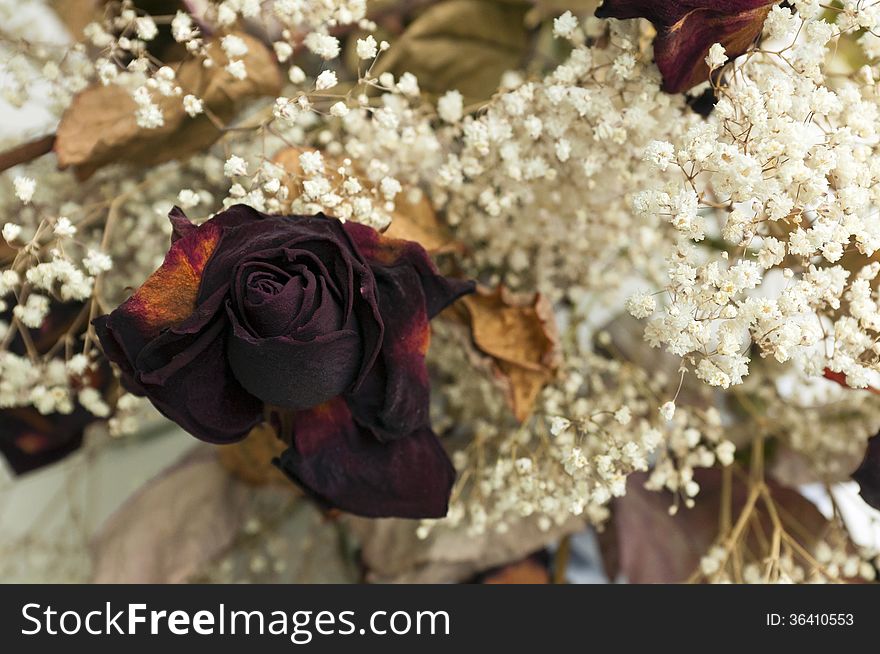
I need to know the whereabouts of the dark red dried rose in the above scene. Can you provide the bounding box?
[853,433,880,511]
[595,0,776,93]
[94,204,473,518]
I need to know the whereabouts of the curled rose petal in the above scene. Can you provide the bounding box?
[596,0,774,93]
[273,398,456,519]
[93,215,263,443]
[343,223,475,441]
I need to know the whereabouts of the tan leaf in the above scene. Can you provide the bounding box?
[56,32,282,178]
[346,513,582,583]
[272,146,459,253]
[460,285,559,422]
[217,422,291,486]
[374,0,530,104]
[49,0,103,41]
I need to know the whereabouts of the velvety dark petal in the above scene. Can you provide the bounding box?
[96,286,263,443]
[344,222,475,318]
[226,307,362,410]
[273,398,455,518]
[595,0,774,93]
[654,6,771,93]
[343,223,475,440]
[853,433,880,511]
[203,209,384,390]
[0,407,89,475]
[169,205,197,243]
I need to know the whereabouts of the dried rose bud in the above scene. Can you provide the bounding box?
[94,205,474,518]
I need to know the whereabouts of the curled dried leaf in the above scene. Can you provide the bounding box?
[56,32,282,178]
[217,422,291,486]
[374,0,530,103]
[459,285,559,422]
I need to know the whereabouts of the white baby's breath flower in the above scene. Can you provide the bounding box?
[330,101,349,117]
[183,94,204,117]
[177,188,201,209]
[315,70,337,90]
[274,41,293,62]
[705,43,727,69]
[83,250,113,275]
[288,65,306,84]
[221,35,249,59]
[13,176,35,204]
[54,217,76,238]
[304,33,340,60]
[224,155,248,177]
[135,16,158,41]
[356,35,378,59]
[553,11,579,39]
[437,90,463,123]
[225,60,247,80]
[2,223,22,243]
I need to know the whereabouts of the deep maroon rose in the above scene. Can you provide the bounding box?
[93,204,474,518]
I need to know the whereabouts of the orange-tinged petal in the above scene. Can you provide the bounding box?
[123,220,222,336]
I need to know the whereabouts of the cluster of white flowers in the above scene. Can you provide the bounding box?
[632,4,880,395]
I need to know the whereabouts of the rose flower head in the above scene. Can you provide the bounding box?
[94,205,474,518]
[596,0,776,93]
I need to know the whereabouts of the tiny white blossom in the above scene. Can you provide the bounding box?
[288,65,306,84]
[315,70,338,90]
[705,43,727,69]
[135,16,158,41]
[330,101,349,117]
[553,11,579,39]
[83,250,112,275]
[13,176,35,203]
[225,60,247,80]
[357,35,378,59]
[659,401,676,421]
[224,155,248,177]
[304,32,340,60]
[274,41,293,62]
[221,35,249,59]
[177,188,201,209]
[438,90,463,123]
[183,94,204,117]
[2,223,22,243]
[54,217,76,238]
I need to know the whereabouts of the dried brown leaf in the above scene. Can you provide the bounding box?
[460,285,559,421]
[602,469,830,583]
[346,513,582,583]
[217,422,291,486]
[49,0,103,40]
[91,447,252,583]
[56,32,281,178]
[374,0,530,104]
